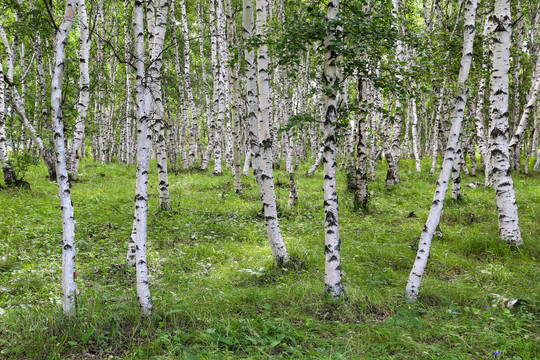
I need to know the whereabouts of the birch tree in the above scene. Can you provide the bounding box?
[128,0,154,315]
[406,0,477,302]
[50,0,78,316]
[322,0,344,298]
[488,0,523,246]
[0,52,17,186]
[67,0,90,181]
[243,0,289,266]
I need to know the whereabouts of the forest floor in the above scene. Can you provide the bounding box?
[0,157,539,359]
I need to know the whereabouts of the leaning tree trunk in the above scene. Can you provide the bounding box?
[322,0,344,298]
[508,56,540,159]
[50,0,77,316]
[405,0,477,302]
[68,0,90,180]
[0,22,56,180]
[488,0,523,246]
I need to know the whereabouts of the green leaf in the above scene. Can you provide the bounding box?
[82,328,95,343]
[218,337,237,346]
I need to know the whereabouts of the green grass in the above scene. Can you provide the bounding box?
[0,156,538,359]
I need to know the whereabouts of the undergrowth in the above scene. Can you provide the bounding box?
[0,157,538,359]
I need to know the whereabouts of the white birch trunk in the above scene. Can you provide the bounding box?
[0,52,16,185]
[129,0,153,315]
[169,0,188,169]
[488,0,523,246]
[355,77,369,209]
[509,58,540,154]
[179,0,199,168]
[256,0,289,265]
[411,97,421,173]
[50,0,77,316]
[308,146,325,176]
[323,0,344,298]
[406,0,477,301]
[225,0,242,192]
[68,0,90,180]
[147,0,170,210]
[0,22,56,180]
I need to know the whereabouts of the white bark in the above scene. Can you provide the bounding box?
[225,0,242,192]
[130,0,153,315]
[201,0,219,170]
[488,0,523,246]
[0,52,16,185]
[509,57,540,153]
[214,0,229,175]
[308,146,325,176]
[169,0,188,169]
[68,0,90,180]
[256,0,289,265]
[147,0,170,211]
[50,0,77,316]
[179,0,199,168]
[323,0,344,298]
[0,21,56,180]
[389,0,406,185]
[411,97,421,173]
[355,77,369,209]
[406,0,477,301]
[430,87,445,175]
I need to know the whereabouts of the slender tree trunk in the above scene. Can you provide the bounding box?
[146,0,171,211]
[323,0,344,298]
[225,0,242,192]
[405,0,477,302]
[129,0,153,315]
[169,0,188,169]
[355,76,368,210]
[256,0,289,265]
[0,53,17,185]
[68,0,90,180]
[308,146,325,176]
[243,0,289,266]
[509,57,540,157]
[0,22,56,180]
[179,0,200,168]
[488,0,523,246]
[411,96,421,173]
[50,0,77,316]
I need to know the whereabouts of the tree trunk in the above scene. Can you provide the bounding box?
[243,0,289,266]
[147,0,171,211]
[225,0,242,193]
[405,0,477,302]
[0,53,17,186]
[50,0,77,316]
[68,0,90,180]
[488,0,523,246]
[322,0,344,298]
[128,0,154,316]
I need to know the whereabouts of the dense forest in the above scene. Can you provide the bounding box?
[0,0,539,358]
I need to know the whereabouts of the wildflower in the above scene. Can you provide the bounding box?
[492,350,499,358]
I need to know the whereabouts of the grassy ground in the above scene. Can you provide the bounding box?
[0,157,538,359]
